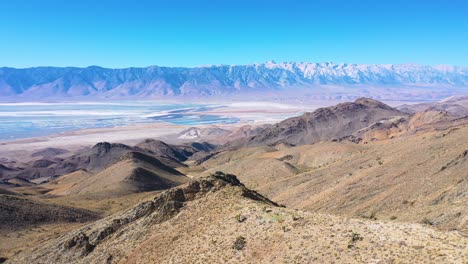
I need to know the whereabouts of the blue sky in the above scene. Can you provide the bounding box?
[1,0,467,68]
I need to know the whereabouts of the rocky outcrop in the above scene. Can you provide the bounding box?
[10,173,278,263]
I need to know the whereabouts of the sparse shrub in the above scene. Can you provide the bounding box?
[421,218,434,226]
[232,236,246,250]
[348,231,363,248]
[351,232,363,242]
[403,200,416,206]
[390,216,397,220]
[378,160,383,165]
[235,214,247,223]
[292,214,301,221]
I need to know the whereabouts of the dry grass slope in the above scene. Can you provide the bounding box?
[6,173,467,264]
[197,124,468,233]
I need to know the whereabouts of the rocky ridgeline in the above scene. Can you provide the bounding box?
[22,172,278,263]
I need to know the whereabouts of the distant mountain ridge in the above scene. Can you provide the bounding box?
[225,98,405,148]
[1,62,467,100]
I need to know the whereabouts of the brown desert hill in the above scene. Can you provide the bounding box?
[226,98,405,148]
[135,139,215,163]
[0,139,206,182]
[398,95,468,117]
[7,172,467,264]
[176,126,232,141]
[198,146,300,189]
[0,188,16,195]
[0,194,98,230]
[189,98,467,166]
[0,177,41,196]
[186,98,406,166]
[348,110,468,144]
[185,141,217,152]
[196,124,468,233]
[0,164,18,179]
[0,159,63,182]
[30,147,70,159]
[0,159,58,181]
[63,142,137,173]
[173,125,269,145]
[226,124,270,139]
[40,169,93,196]
[41,151,189,199]
[4,177,35,187]
[61,141,197,174]
[0,142,139,181]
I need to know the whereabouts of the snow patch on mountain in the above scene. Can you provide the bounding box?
[0,62,467,100]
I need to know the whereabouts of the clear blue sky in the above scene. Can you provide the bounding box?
[1,0,467,68]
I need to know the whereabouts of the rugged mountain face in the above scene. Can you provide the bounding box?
[7,173,467,263]
[0,143,133,181]
[229,98,405,147]
[135,139,214,163]
[1,62,467,100]
[0,139,213,181]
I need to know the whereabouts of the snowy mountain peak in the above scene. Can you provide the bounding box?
[0,62,467,100]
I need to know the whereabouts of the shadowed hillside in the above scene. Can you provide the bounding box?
[0,194,98,230]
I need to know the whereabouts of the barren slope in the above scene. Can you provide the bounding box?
[0,139,203,181]
[229,98,405,147]
[7,173,467,264]
[199,125,468,233]
[0,194,98,230]
[43,152,189,199]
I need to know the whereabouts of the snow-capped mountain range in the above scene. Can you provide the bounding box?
[0,61,467,100]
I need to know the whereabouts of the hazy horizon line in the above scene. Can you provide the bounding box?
[1,61,467,70]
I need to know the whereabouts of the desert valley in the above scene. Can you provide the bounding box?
[1,1,468,263]
[1,95,467,263]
